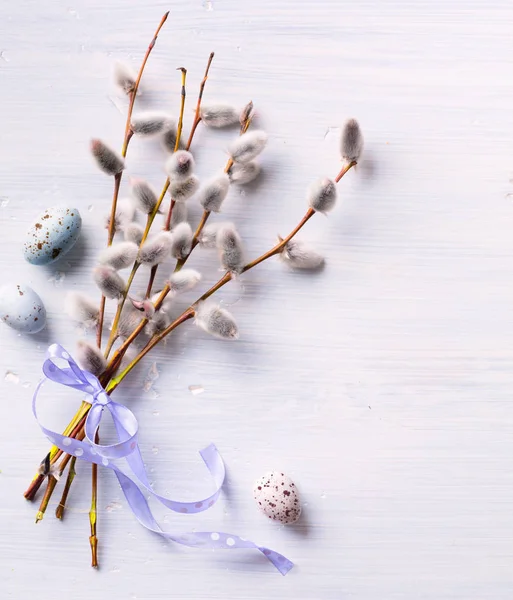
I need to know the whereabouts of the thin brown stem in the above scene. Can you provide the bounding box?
[55,456,77,519]
[97,13,169,350]
[35,476,59,523]
[107,309,195,392]
[177,107,254,271]
[163,199,176,231]
[144,55,214,298]
[335,160,356,183]
[185,52,214,150]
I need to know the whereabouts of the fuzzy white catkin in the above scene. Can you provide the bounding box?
[280,239,324,270]
[64,292,99,328]
[170,222,193,260]
[168,269,202,295]
[98,241,139,270]
[130,298,155,319]
[131,179,158,214]
[228,161,261,185]
[90,139,125,176]
[93,266,126,299]
[105,198,135,233]
[113,61,137,95]
[195,302,239,340]
[165,150,195,181]
[198,222,234,249]
[198,174,230,213]
[130,112,175,137]
[161,126,185,153]
[228,130,268,163]
[169,175,199,203]
[217,224,245,273]
[145,311,170,337]
[124,222,144,246]
[341,118,364,163]
[76,340,107,376]
[200,104,240,128]
[169,201,188,229]
[138,232,174,266]
[117,304,141,339]
[308,178,337,213]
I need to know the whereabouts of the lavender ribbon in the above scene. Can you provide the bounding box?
[32,344,293,575]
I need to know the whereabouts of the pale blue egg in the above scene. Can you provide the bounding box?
[0,283,47,333]
[24,206,82,265]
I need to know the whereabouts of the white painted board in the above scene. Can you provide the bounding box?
[1,1,513,598]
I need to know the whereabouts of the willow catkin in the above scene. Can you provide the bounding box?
[98,241,139,270]
[161,125,185,153]
[130,112,175,137]
[105,198,135,233]
[216,223,245,273]
[167,269,202,295]
[195,302,239,340]
[90,139,124,176]
[130,298,155,319]
[228,130,268,163]
[113,61,137,95]
[228,161,261,185]
[93,266,126,299]
[64,292,99,328]
[198,222,234,249]
[124,222,145,246]
[117,303,142,339]
[200,104,239,128]
[341,118,364,163]
[145,310,170,337]
[165,150,195,181]
[170,222,193,260]
[138,232,174,267]
[280,239,324,270]
[76,340,107,376]
[198,174,230,213]
[307,178,337,214]
[169,175,199,203]
[131,178,159,214]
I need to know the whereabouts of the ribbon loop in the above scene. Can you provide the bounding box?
[32,344,293,575]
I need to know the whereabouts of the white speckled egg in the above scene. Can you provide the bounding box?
[24,206,82,265]
[253,471,301,524]
[0,283,46,333]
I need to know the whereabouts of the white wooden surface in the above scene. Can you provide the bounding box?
[1,1,513,598]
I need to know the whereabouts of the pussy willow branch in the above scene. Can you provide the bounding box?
[107,161,356,391]
[25,60,210,508]
[25,158,355,507]
[176,110,254,271]
[105,108,255,379]
[145,66,188,299]
[25,13,171,505]
[97,11,169,350]
[146,54,216,299]
[104,67,188,357]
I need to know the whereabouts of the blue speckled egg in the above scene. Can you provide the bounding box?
[0,283,47,333]
[24,205,82,265]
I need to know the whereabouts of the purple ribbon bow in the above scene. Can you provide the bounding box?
[32,344,293,575]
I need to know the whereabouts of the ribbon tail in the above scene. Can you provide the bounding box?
[113,466,293,575]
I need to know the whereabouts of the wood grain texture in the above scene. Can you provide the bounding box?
[1,1,513,598]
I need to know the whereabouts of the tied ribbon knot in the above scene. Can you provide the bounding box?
[33,344,293,575]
